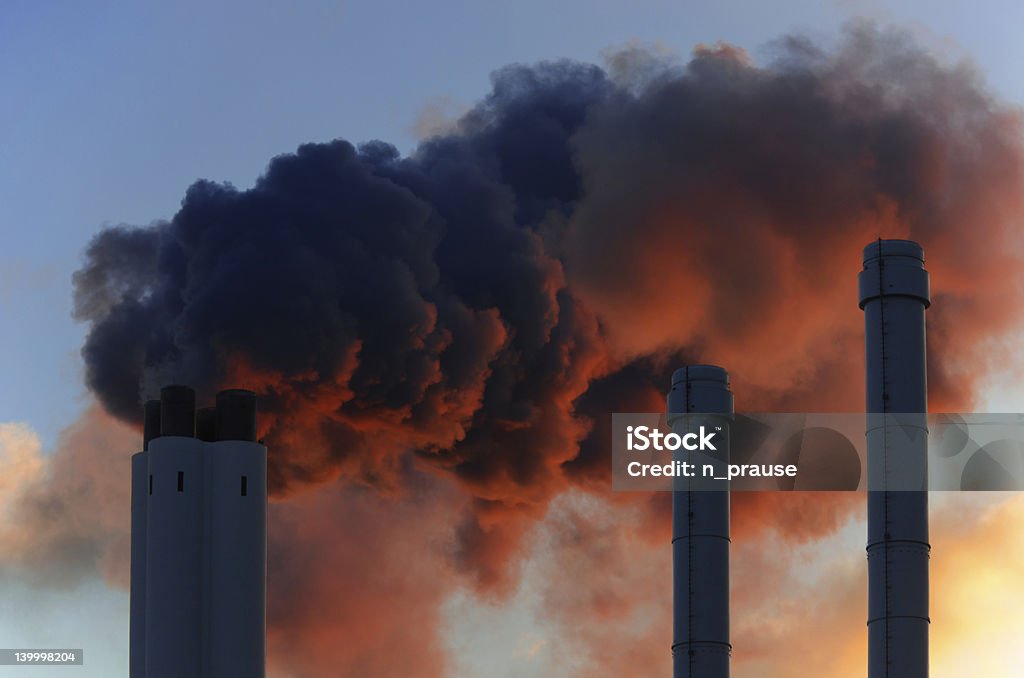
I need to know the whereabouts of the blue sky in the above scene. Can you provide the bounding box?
[4,0,1024,447]
[4,1,1024,675]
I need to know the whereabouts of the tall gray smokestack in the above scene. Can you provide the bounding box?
[130,387,266,677]
[667,365,733,678]
[859,239,931,678]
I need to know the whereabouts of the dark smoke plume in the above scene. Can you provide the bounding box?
[74,22,1024,594]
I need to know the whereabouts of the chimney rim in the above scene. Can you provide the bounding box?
[671,364,730,387]
[862,239,924,264]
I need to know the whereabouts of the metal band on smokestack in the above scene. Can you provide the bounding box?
[667,365,732,678]
[859,239,930,678]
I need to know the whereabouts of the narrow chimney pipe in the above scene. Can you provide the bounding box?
[859,239,931,678]
[215,389,257,442]
[159,385,196,438]
[667,365,733,678]
[143,399,161,450]
[196,407,217,442]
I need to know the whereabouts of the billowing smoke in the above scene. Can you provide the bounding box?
[69,20,1024,668]
[0,407,137,589]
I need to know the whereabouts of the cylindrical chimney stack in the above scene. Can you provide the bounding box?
[159,385,196,437]
[133,385,267,677]
[130,401,156,677]
[196,407,217,442]
[859,239,930,678]
[667,365,733,678]
[215,389,257,442]
[143,399,161,450]
[207,389,266,676]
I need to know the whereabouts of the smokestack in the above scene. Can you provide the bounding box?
[146,386,204,676]
[159,385,196,437]
[130,386,267,678]
[142,399,161,451]
[130,401,159,676]
[859,239,930,678]
[207,388,266,676]
[215,389,257,442]
[667,365,733,678]
[196,407,217,442]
